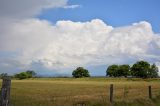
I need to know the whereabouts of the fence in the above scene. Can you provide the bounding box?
[0,78,11,106]
[109,84,154,104]
[0,79,159,106]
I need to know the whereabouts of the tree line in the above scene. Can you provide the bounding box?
[0,60,159,79]
[72,61,159,78]
[14,70,36,79]
[0,70,36,79]
[107,61,158,78]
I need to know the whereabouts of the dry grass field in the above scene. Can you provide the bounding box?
[1,78,160,106]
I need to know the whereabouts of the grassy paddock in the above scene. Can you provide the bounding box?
[1,78,160,106]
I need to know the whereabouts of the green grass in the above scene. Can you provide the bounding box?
[1,78,160,106]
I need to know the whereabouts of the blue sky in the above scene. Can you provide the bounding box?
[0,0,160,76]
[39,0,160,33]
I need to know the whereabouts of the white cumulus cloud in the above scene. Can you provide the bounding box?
[0,18,160,74]
[0,0,160,75]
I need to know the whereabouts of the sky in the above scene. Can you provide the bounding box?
[0,0,160,76]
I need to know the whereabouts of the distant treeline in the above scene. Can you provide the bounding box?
[0,60,159,79]
[0,70,36,79]
[72,60,159,78]
[106,61,158,78]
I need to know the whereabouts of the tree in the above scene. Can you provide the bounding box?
[15,72,28,80]
[26,70,36,78]
[72,67,90,78]
[107,64,130,77]
[118,65,130,77]
[0,73,8,78]
[106,65,119,77]
[15,70,36,79]
[148,63,158,78]
[131,61,150,78]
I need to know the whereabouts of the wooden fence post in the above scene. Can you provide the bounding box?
[148,85,152,99]
[110,84,113,103]
[0,78,11,106]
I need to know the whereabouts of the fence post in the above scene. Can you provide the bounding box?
[110,84,113,103]
[0,78,11,106]
[148,85,152,99]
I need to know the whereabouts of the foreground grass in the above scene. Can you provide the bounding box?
[1,78,160,106]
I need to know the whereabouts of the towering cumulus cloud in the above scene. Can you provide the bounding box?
[0,19,160,74]
[0,0,160,75]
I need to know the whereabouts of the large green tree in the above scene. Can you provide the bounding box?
[72,67,90,78]
[107,64,130,77]
[131,61,150,78]
[106,65,119,77]
[118,65,130,77]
